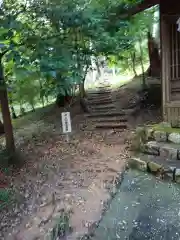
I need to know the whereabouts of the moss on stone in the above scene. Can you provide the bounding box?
[148,123,180,134]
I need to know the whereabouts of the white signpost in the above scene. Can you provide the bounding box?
[61,112,72,142]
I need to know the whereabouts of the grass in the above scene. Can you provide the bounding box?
[85,73,133,90]
[85,63,149,91]
[152,124,180,134]
[50,209,72,240]
[144,121,180,134]
[12,102,55,129]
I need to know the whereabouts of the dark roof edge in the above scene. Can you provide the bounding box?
[127,0,160,16]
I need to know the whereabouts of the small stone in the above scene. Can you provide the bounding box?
[148,162,162,173]
[128,158,147,171]
[25,192,30,199]
[25,222,32,229]
[153,131,167,142]
[65,194,71,199]
[176,169,180,176]
[175,169,180,183]
[160,145,178,160]
[168,133,180,144]
[146,128,154,140]
[163,167,174,180]
[144,141,160,155]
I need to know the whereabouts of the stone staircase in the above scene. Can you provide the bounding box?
[86,84,128,131]
[129,123,180,183]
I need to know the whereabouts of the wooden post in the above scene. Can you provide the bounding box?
[0,59,15,153]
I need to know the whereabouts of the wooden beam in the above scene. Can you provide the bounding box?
[114,0,160,20]
[128,0,160,16]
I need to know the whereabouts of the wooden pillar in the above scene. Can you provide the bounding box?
[160,14,170,121]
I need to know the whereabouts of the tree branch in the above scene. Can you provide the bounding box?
[0,49,9,59]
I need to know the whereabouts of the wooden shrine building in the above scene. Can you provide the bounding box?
[128,0,180,127]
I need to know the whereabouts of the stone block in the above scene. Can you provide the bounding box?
[146,128,154,140]
[128,157,147,171]
[175,169,180,183]
[168,133,180,144]
[163,166,175,181]
[177,151,180,160]
[147,162,162,173]
[153,131,168,142]
[144,141,160,155]
[160,146,178,160]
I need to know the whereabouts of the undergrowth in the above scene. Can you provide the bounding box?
[0,149,24,168]
[50,209,72,240]
[0,189,13,210]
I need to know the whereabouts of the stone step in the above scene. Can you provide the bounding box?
[91,117,127,123]
[88,99,114,105]
[87,97,112,102]
[91,108,117,113]
[87,89,112,95]
[143,141,180,161]
[91,104,115,110]
[95,122,127,129]
[128,154,180,183]
[87,111,126,118]
[97,86,111,89]
[87,92,111,97]
[91,108,116,113]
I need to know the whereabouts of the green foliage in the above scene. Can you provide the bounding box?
[0,0,156,116]
[109,5,158,74]
[0,188,12,210]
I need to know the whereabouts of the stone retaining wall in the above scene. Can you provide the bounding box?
[128,157,180,184]
[132,124,180,150]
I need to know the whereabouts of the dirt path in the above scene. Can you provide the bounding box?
[0,110,130,240]
[0,81,161,240]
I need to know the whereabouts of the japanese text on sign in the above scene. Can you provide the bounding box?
[61,112,72,133]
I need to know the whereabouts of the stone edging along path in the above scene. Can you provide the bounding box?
[127,156,180,183]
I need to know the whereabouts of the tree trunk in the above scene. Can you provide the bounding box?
[31,104,35,112]
[147,32,160,77]
[79,80,86,98]
[130,52,137,77]
[0,59,15,153]
[41,96,45,107]
[0,88,15,153]
[19,101,25,116]
[79,66,90,113]
[39,79,45,107]
[79,64,89,99]
[9,97,17,119]
[10,105,17,119]
[139,40,146,89]
[95,58,101,80]
[0,119,4,135]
